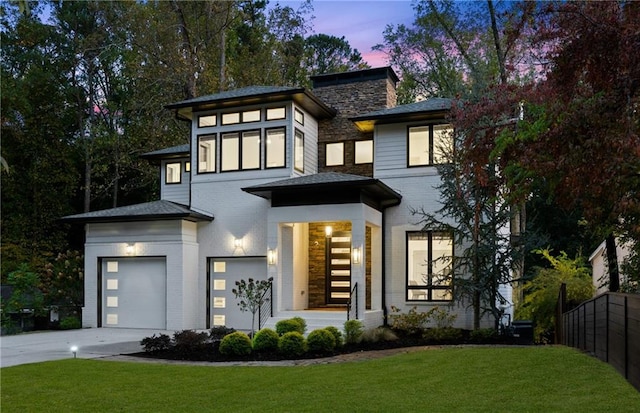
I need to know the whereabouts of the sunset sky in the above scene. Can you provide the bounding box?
[279,0,416,67]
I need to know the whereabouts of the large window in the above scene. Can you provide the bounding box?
[407,231,453,301]
[408,124,453,166]
[294,129,304,172]
[221,130,260,172]
[165,162,181,184]
[326,142,344,166]
[266,128,285,168]
[198,134,216,173]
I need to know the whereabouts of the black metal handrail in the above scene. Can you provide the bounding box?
[347,282,358,320]
[258,280,273,330]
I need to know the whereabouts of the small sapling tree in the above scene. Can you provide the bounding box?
[232,277,273,337]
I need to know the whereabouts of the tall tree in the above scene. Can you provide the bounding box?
[303,34,369,77]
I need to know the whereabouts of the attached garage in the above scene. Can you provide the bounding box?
[100,257,167,329]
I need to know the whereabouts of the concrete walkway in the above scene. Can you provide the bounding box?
[1,328,172,368]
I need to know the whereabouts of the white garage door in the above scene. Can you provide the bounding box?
[210,257,268,331]
[102,257,167,329]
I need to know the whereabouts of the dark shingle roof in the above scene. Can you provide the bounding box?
[61,200,213,223]
[350,98,452,132]
[242,172,401,210]
[165,86,336,121]
[141,144,190,161]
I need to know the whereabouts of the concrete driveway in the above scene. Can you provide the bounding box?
[1,328,172,368]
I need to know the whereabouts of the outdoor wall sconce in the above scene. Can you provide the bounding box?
[352,247,361,264]
[125,243,135,256]
[267,249,276,265]
[325,226,333,237]
[234,238,243,249]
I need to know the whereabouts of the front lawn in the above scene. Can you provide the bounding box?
[2,346,638,412]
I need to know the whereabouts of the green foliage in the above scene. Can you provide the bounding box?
[323,326,343,347]
[232,277,273,336]
[141,334,172,353]
[306,329,336,354]
[389,305,432,334]
[360,327,399,344]
[469,328,498,343]
[252,328,279,352]
[42,250,84,310]
[423,327,464,343]
[3,264,45,320]
[208,326,236,341]
[275,317,306,336]
[430,307,458,329]
[172,330,210,357]
[58,316,81,330]
[516,249,594,343]
[343,319,364,344]
[219,332,252,357]
[277,331,307,357]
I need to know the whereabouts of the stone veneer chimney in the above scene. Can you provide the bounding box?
[311,67,399,176]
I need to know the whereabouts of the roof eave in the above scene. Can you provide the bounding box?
[350,110,450,132]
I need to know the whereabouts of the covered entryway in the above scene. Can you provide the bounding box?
[100,257,167,329]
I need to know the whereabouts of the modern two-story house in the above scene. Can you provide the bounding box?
[64,67,496,331]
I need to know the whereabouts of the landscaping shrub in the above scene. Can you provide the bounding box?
[423,327,463,343]
[275,317,306,336]
[278,331,307,357]
[470,328,498,343]
[388,306,433,335]
[344,319,364,344]
[209,326,236,341]
[173,330,210,357]
[361,327,398,343]
[324,326,343,347]
[59,316,81,330]
[141,333,172,352]
[252,328,279,352]
[219,331,252,356]
[430,307,458,329]
[306,328,336,354]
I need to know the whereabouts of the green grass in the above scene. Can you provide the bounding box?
[2,346,638,412]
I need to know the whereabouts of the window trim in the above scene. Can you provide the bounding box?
[325,142,345,166]
[197,133,217,174]
[265,126,287,169]
[220,129,262,172]
[405,231,454,302]
[294,108,304,125]
[165,162,182,184]
[354,139,374,165]
[294,128,304,173]
[407,123,452,167]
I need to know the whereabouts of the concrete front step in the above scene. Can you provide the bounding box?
[262,310,350,333]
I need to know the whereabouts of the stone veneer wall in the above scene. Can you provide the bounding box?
[313,75,397,177]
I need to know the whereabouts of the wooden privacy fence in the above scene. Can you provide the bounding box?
[562,292,640,391]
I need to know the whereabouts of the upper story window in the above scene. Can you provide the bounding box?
[326,142,344,166]
[221,110,262,125]
[266,128,286,168]
[198,114,216,128]
[198,134,216,173]
[294,129,304,173]
[222,112,240,125]
[221,130,261,172]
[407,231,453,302]
[242,109,261,123]
[294,108,304,125]
[266,107,286,120]
[166,162,181,184]
[408,123,453,167]
[355,140,373,164]
[185,161,191,172]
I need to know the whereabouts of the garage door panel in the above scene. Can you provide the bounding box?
[102,257,166,329]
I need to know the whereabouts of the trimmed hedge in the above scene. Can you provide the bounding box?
[219,331,252,356]
[252,328,279,352]
[278,332,307,357]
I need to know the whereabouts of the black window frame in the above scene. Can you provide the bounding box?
[266,106,286,121]
[294,108,304,125]
[197,133,217,174]
[407,124,452,167]
[165,162,182,184]
[406,231,454,302]
[354,139,374,165]
[294,128,304,173]
[265,126,287,169]
[220,129,262,172]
